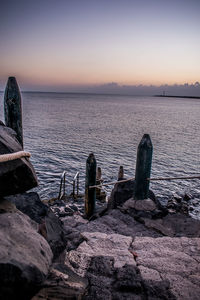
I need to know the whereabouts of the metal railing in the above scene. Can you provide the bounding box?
[58,171,67,200]
[58,170,80,200]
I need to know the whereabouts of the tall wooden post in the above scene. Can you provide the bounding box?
[4,77,23,147]
[134,134,153,200]
[85,153,96,218]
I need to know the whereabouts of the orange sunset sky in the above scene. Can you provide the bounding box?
[0,0,199,91]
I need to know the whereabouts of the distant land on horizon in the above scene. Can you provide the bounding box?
[0,82,200,97]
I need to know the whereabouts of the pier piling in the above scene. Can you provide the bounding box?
[134,134,153,200]
[96,167,102,181]
[96,167,102,199]
[118,166,124,180]
[4,77,23,147]
[85,153,96,218]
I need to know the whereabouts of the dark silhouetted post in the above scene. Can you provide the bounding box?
[134,134,153,200]
[4,77,23,147]
[85,153,96,218]
[118,166,124,180]
[96,167,102,200]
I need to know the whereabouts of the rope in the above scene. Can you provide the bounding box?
[147,175,200,181]
[0,151,31,162]
[89,174,200,189]
[89,177,135,189]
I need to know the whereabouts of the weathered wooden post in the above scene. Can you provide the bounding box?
[96,167,102,199]
[85,153,96,218]
[134,134,153,200]
[4,77,23,147]
[96,167,102,181]
[118,166,124,180]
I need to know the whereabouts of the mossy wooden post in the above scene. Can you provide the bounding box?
[85,153,96,218]
[134,134,153,200]
[4,77,23,147]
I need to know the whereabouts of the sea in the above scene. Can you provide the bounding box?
[0,92,200,210]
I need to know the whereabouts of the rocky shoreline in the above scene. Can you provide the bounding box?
[0,122,200,299]
[1,182,200,299]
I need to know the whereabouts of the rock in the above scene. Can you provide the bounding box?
[82,254,175,300]
[83,256,175,300]
[69,205,78,212]
[0,198,17,213]
[5,192,48,223]
[108,180,135,209]
[64,207,74,215]
[31,263,88,300]
[0,210,53,300]
[123,198,157,211]
[173,193,182,202]
[45,210,68,259]
[0,124,38,197]
[121,197,168,221]
[108,179,157,209]
[132,236,200,299]
[60,203,200,299]
[5,192,67,258]
[53,200,66,207]
[184,192,192,201]
[62,209,162,247]
[65,232,135,277]
[141,213,200,237]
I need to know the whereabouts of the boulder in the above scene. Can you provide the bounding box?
[108,180,135,209]
[6,192,48,223]
[0,207,53,300]
[65,232,135,277]
[121,197,168,220]
[5,192,67,259]
[122,198,157,211]
[132,236,200,299]
[142,213,200,237]
[62,209,162,253]
[45,210,68,259]
[108,179,157,209]
[31,263,88,300]
[60,203,200,299]
[64,233,175,300]
[0,124,38,197]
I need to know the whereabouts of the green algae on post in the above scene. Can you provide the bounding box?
[85,153,96,219]
[134,134,153,200]
[4,77,23,147]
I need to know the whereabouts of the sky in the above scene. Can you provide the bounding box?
[0,0,200,92]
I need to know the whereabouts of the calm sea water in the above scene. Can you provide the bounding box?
[0,92,200,205]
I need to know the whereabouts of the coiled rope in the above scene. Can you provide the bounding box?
[0,151,31,162]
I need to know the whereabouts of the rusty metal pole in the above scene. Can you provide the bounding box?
[85,153,96,218]
[4,77,23,147]
[134,134,153,200]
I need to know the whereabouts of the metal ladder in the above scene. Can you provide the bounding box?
[58,171,80,200]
